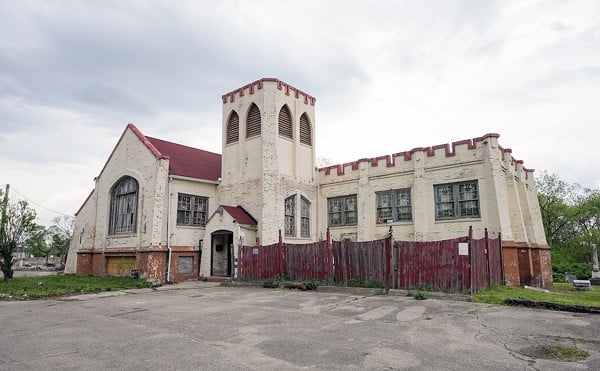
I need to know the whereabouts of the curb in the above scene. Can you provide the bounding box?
[504,298,600,314]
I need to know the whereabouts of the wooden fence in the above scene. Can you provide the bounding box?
[238,228,503,293]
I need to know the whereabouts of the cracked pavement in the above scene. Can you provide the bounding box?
[1,284,598,370]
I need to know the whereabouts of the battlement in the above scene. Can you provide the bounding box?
[222,78,317,106]
[319,133,534,179]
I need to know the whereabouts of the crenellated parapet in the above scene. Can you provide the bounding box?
[222,78,317,105]
[498,145,535,180]
[318,133,535,181]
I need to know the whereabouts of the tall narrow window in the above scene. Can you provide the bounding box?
[278,105,293,139]
[301,197,310,238]
[246,103,261,138]
[226,111,239,144]
[177,194,208,226]
[109,176,138,235]
[285,195,296,237]
[299,113,312,146]
[434,181,480,220]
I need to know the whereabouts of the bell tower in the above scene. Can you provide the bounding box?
[218,78,317,244]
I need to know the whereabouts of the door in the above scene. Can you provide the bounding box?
[211,230,233,277]
[517,249,532,286]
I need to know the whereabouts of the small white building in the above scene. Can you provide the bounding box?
[66,78,551,286]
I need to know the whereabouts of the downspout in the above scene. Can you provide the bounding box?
[166,176,173,283]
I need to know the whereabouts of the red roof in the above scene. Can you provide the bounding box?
[222,206,257,226]
[146,136,222,182]
[112,123,219,182]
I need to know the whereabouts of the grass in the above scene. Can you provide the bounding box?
[0,275,150,300]
[475,283,600,307]
[541,345,589,361]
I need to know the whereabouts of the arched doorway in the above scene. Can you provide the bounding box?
[211,230,233,277]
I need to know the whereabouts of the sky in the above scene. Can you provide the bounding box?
[1,0,599,226]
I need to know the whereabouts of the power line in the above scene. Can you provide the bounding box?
[10,187,73,217]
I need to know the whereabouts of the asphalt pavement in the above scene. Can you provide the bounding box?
[1,282,598,370]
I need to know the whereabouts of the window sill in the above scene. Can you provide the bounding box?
[327,225,358,229]
[376,221,413,226]
[107,233,137,239]
[175,225,206,229]
[434,217,481,224]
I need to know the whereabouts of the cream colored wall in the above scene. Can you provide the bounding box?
[167,177,218,247]
[318,135,546,245]
[92,129,168,250]
[203,209,257,277]
[220,80,317,245]
[64,190,97,273]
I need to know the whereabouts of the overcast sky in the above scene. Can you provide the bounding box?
[1,0,599,226]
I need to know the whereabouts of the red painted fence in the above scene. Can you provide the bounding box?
[332,237,393,287]
[238,228,502,293]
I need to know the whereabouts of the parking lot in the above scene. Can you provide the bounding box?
[1,283,598,370]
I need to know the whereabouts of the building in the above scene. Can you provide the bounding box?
[65,78,551,287]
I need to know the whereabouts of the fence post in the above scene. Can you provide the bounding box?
[326,227,333,281]
[278,229,285,278]
[485,228,491,287]
[498,232,505,285]
[388,226,396,289]
[468,226,474,294]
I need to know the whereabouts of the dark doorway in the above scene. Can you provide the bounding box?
[211,230,233,277]
[517,249,532,286]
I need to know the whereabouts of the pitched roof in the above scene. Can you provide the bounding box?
[122,123,221,182]
[222,205,257,226]
[145,136,221,182]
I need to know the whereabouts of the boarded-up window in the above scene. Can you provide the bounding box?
[278,105,293,139]
[226,111,239,144]
[178,256,193,275]
[300,113,312,146]
[246,103,261,138]
[109,176,138,235]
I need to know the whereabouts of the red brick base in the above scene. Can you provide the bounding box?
[76,246,202,283]
[502,242,552,288]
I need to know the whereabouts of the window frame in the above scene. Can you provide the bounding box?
[108,176,139,236]
[434,180,480,220]
[176,193,209,227]
[284,195,296,237]
[376,188,412,224]
[327,195,358,227]
[301,196,310,238]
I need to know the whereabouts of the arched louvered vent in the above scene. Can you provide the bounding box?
[300,113,312,146]
[246,103,261,138]
[278,105,293,139]
[226,111,239,144]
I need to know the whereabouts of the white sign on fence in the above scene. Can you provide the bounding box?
[458,243,469,256]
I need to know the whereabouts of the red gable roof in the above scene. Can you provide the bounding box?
[222,206,257,226]
[146,136,221,182]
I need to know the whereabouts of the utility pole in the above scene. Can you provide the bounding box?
[0,184,9,241]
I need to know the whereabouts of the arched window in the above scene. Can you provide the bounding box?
[109,176,138,235]
[226,111,239,144]
[300,113,312,146]
[278,105,293,139]
[284,195,296,237]
[246,103,261,138]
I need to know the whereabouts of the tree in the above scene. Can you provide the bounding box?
[48,216,74,264]
[536,171,599,279]
[26,225,53,263]
[0,187,37,282]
